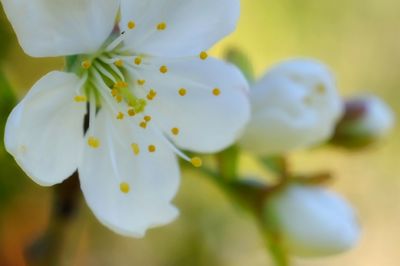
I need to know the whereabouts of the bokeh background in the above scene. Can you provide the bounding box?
[0,0,399,265]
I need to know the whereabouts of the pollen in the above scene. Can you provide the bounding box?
[157,22,167,31]
[143,116,151,122]
[213,88,221,96]
[171,127,180,136]
[134,57,142,65]
[160,65,168,74]
[116,112,125,120]
[128,108,136,116]
[131,143,140,155]
[115,95,123,103]
[179,88,187,96]
[88,137,100,149]
[81,60,91,69]
[111,88,119,97]
[74,95,87,102]
[191,157,203,168]
[148,145,156,153]
[128,20,136,29]
[137,79,146,86]
[114,81,128,88]
[199,51,208,60]
[114,59,124,67]
[120,182,131,194]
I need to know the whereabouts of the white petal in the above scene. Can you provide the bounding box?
[79,108,180,237]
[1,0,119,57]
[120,0,240,57]
[4,71,86,186]
[129,57,250,153]
[266,185,360,257]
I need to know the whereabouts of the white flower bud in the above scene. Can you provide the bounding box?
[331,95,395,148]
[240,59,344,155]
[264,185,360,257]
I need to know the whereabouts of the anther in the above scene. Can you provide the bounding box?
[200,51,208,60]
[160,65,168,74]
[147,89,157,100]
[116,112,125,120]
[131,143,140,155]
[191,157,203,168]
[213,88,221,96]
[81,60,91,69]
[179,88,187,96]
[128,20,136,30]
[88,137,100,149]
[74,95,87,102]
[114,81,128,88]
[111,89,119,97]
[140,122,147,129]
[148,145,156,153]
[120,182,130,194]
[144,115,152,122]
[157,22,167,31]
[171,127,180,136]
[134,57,142,65]
[115,95,123,103]
[137,79,146,86]
[128,108,136,116]
[114,59,124,67]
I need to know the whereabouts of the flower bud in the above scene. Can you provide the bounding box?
[263,185,360,257]
[331,95,395,148]
[240,59,343,155]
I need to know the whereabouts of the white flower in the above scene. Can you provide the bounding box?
[264,185,360,257]
[2,0,250,236]
[240,59,343,156]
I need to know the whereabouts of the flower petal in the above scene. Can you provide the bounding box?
[79,108,179,237]
[1,0,119,57]
[129,57,250,153]
[4,71,86,186]
[120,0,240,57]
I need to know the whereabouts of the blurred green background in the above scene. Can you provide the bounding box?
[0,0,399,265]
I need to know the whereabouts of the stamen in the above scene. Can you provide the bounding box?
[157,22,167,31]
[128,108,136,116]
[88,137,101,149]
[191,157,203,168]
[131,143,140,155]
[179,88,187,96]
[148,145,156,153]
[137,79,146,86]
[134,57,142,65]
[111,88,119,97]
[199,51,208,60]
[147,89,157,100]
[128,20,136,30]
[120,182,130,194]
[160,65,168,74]
[213,88,221,96]
[144,115,152,122]
[140,122,147,129]
[316,84,326,94]
[115,95,123,103]
[114,59,124,67]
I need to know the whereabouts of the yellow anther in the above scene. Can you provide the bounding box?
[191,157,203,168]
[116,112,125,120]
[137,79,146,86]
[114,59,124,67]
[111,88,119,97]
[179,88,187,96]
[131,143,140,155]
[120,182,130,194]
[128,20,136,29]
[88,137,100,149]
[114,81,129,88]
[128,108,136,116]
[316,83,326,94]
[81,60,91,69]
[157,22,167,31]
[199,51,208,60]
[115,95,123,103]
[213,88,221,96]
[74,95,87,102]
[148,145,156,153]
[171,127,180,136]
[134,57,142,65]
[144,115,152,122]
[140,122,147,129]
[147,89,157,100]
[160,65,168,74]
